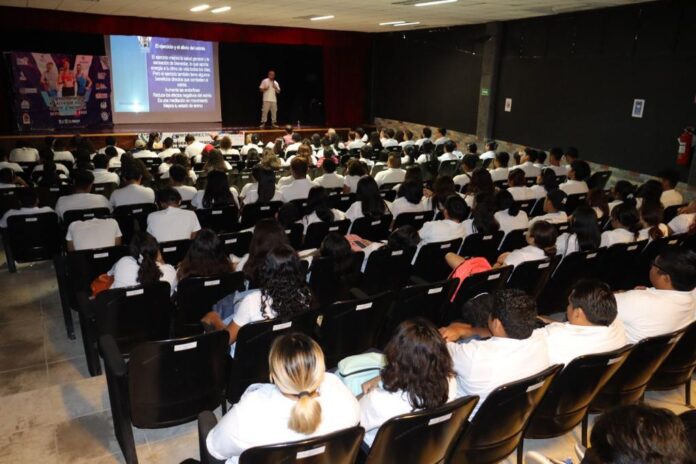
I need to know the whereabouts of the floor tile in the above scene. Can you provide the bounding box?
[142,431,198,464]
[0,386,56,436]
[0,424,58,464]
[0,363,49,396]
[47,356,91,385]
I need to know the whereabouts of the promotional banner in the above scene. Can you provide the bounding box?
[6,51,113,131]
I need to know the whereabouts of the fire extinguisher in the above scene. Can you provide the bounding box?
[677,127,695,166]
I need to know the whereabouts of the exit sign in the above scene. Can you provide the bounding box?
[481,88,490,96]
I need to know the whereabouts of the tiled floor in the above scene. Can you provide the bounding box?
[0,251,693,463]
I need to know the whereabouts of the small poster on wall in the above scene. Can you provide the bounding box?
[504,98,512,112]
[632,99,645,118]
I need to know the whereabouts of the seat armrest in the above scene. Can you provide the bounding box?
[349,287,369,300]
[76,290,96,320]
[99,334,127,378]
[198,411,224,464]
[409,276,428,286]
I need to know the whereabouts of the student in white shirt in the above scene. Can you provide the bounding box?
[284,133,303,154]
[391,181,429,219]
[0,167,26,189]
[507,168,536,201]
[414,127,432,146]
[556,205,601,256]
[0,150,24,173]
[168,165,198,202]
[658,168,683,208]
[66,218,122,251]
[462,192,501,237]
[479,141,498,161]
[439,289,551,416]
[175,229,236,282]
[547,147,568,177]
[91,154,120,185]
[158,137,181,160]
[530,168,560,200]
[9,143,39,162]
[433,128,449,146]
[453,155,478,189]
[601,201,641,247]
[668,211,696,235]
[347,130,366,150]
[108,232,178,295]
[240,134,263,156]
[97,136,126,157]
[529,189,568,226]
[278,158,319,202]
[374,154,406,187]
[206,333,360,464]
[399,129,415,148]
[55,170,112,219]
[299,187,346,233]
[559,160,590,196]
[343,159,368,194]
[132,140,158,159]
[32,148,70,179]
[184,134,206,159]
[638,201,669,242]
[345,176,392,224]
[437,140,459,162]
[615,248,696,343]
[360,319,458,447]
[0,188,55,228]
[313,159,345,190]
[419,195,468,244]
[192,170,240,210]
[146,188,201,243]
[242,166,283,205]
[494,189,529,236]
[109,164,155,208]
[380,128,398,148]
[517,149,542,178]
[51,139,75,164]
[488,151,509,183]
[493,220,558,269]
[608,180,637,213]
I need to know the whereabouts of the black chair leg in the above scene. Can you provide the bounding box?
[581,413,589,447]
[687,378,692,408]
[517,440,524,464]
[78,311,102,376]
[54,255,76,339]
[3,236,16,273]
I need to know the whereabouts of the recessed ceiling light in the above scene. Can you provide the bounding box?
[190,4,210,12]
[310,15,335,21]
[211,6,231,13]
[394,21,421,26]
[414,0,457,6]
[380,21,406,26]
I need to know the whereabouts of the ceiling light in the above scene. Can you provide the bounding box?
[394,21,421,26]
[211,6,231,13]
[190,4,210,12]
[310,15,334,21]
[414,0,457,7]
[380,21,406,26]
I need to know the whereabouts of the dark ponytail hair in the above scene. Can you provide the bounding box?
[530,220,558,257]
[570,206,601,251]
[613,180,637,202]
[306,186,334,223]
[356,176,387,219]
[539,168,559,192]
[256,166,276,203]
[495,189,520,216]
[129,232,162,286]
[640,201,665,240]
[612,200,641,239]
[472,192,500,234]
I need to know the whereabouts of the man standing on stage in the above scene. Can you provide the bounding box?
[259,70,280,128]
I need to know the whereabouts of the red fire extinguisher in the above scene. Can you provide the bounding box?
[677,127,695,166]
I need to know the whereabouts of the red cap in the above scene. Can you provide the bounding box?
[203,144,215,153]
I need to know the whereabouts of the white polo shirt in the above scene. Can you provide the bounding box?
[53,150,75,163]
[529,185,547,199]
[97,145,126,156]
[438,152,458,162]
[343,175,365,193]
[615,287,696,343]
[390,197,429,219]
[507,186,536,201]
[173,185,198,202]
[259,78,280,102]
[243,188,283,205]
[518,161,541,178]
[66,218,122,251]
[479,150,496,161]
[419,219,466,244]
[489,167,509,182]
[314,173,345,189]
[453,173,472,188]
[299,209,346,233]
[559,180,589,196]
[191,187,240,209]
[147,207,201,242]
[133,150,158,159]
[638,224,669,241]
[0,161,23,173]
[55,192,112,219]
[668,213,695,235]
[661,189,683,209]
[548,165,568,176]
[278,178,320,202]
[494,210,529,236]
[158,147,181,160]
[284,142,301,154]
[92,169,120,185]
[540,320,627,366]
[503,245,546,268]
[345,200,392,223]
[447,331,550,416]
[556,233,582,256]
[108,256,178,295]
[9,147,39,162]
[110,184,155,208]
[185,141,206,159]
[33,163,70,176]
[600,228,636,248]
[0,206,55,228]
[374,168,406,186]
[529,211,568,226]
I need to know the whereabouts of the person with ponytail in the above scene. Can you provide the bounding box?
[206,333,360,463]
[601,200,642,247]
[494,220,558,268]
[529,189,568,226]
[506,168,535,201]
[529,168,560,200]
[108,231,177,294]
[608,180,637,213]
[556,205,601,256]
[638,201,669,242]
[463,192,500,237]
[299,186,345,234]
[359,318,457,447]
[667,200,696,235]
[345,176,392,223]
[494,188,529,236]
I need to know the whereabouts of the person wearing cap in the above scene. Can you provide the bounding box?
[184,134,206,159]
[479,141,498,161]
[193,144,217,164]
[132,139,158,159]
[529,189,569,226]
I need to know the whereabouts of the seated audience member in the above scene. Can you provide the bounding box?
[66,217,122,251]
[104,146,121,169]
[9,141,39,162]
[440,289,550,415]
[399,129,415,148]
[109,164,155,207]
[530,168,560,200]
[506,168,535,201]
[563,146,579,169]
[587,188,609,221]
[415,141,437,165]
[33,148,69,178]
[206,333,360,463]
[488,151,509,182]
[347,130,366,150]
[157,137,180,160]
[453,154,478,188]
[494,189,529,236]
[463,168,495,208]
[535,150,547,169]
[608,180,636,213]
[517,148,542,178]
[244,167,283,205]
[615,248,696,343]
[146,188,201,242]
[312,233,361,300]
[356,225,421,272]
[493,220,558,268]
[284,132,303,154]
[36,161,68,187]
[97,135,126,156]
[438,140,459,161]
[0,167,26,188]
[479,140,497,161]
[176,229,235,281]
[433,128,449,146]
[218,135,240,156]
[420,195,468,244]
[559,160,590,195]
[279,158,319,202]
[391,181,429,219]
[600,201,641,247]
[313,159,344,189]
[583,404,694,464]
[359,319,457,447]
[539,279,627,366]
[299,187,346,233]
[380,128,398,148]
[51,138,74,164]
[236,218,292,278]
[556,205,601,256]
[55,170,112,219]
[636,179,663,211]
[161,153,197,182]
[202,245,312,354]
[415,127,432,146]
[240,134,262,156]
[345,176,392,223]
[463,192,500,237]
[191,170,240,209]
[425,175,459,213]
[168,164,197,202]
[0,149,24,173]
[184,134,206,159]
[638,201,668,242]
[374,154,406,187]
[132,139,157,159]
[108,232,177,294]
[547,147,568,176]
[91,154,120,185]
[658,168,683,208]
[0,188,54,228]
[202,148,233,172]
[529,189,568,226]
[668,202,696,235]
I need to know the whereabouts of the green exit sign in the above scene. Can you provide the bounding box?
[481,88,490,96]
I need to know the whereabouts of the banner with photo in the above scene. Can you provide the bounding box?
[6,51,113,131]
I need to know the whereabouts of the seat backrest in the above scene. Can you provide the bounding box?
[587,170,612,191]
[366,396,479,464]
[515,200,535,215]
[175,273,246,335]
[459,231,504,265]
[447,266,513,323]
[362,246,417,293]
[318,291,392,368]
[95,282,174,355]
[450,364,563,464]
[308,253,364,306]
[563,193,588,215]
[507,257,559,299]
[92,183,116,199]
[67,246,128,294]
[239,426,364,464]
[284,223,304,250]
[529,198,545,217]
[526,346,633,438]
[37,185,73,208]
[328,193,355,212]
[6,212,61,263]
[351,215,393,241]
[653,320,696,378]
[127,331,229,428]
[195,205,239,233]
[411,239,462,282]
[62,207,111,228]
[600,241,645,290]
[664,204,687,224]
[438,160,459,177]
[303,219,351,250]
[219,231,254,257]
[239,201,283,229]
[114,203,157,243]
[498,229,527,253]
[392,210,434,230]
[159,239,192,267]
[384,279,457,339]
[0,188,20,217]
